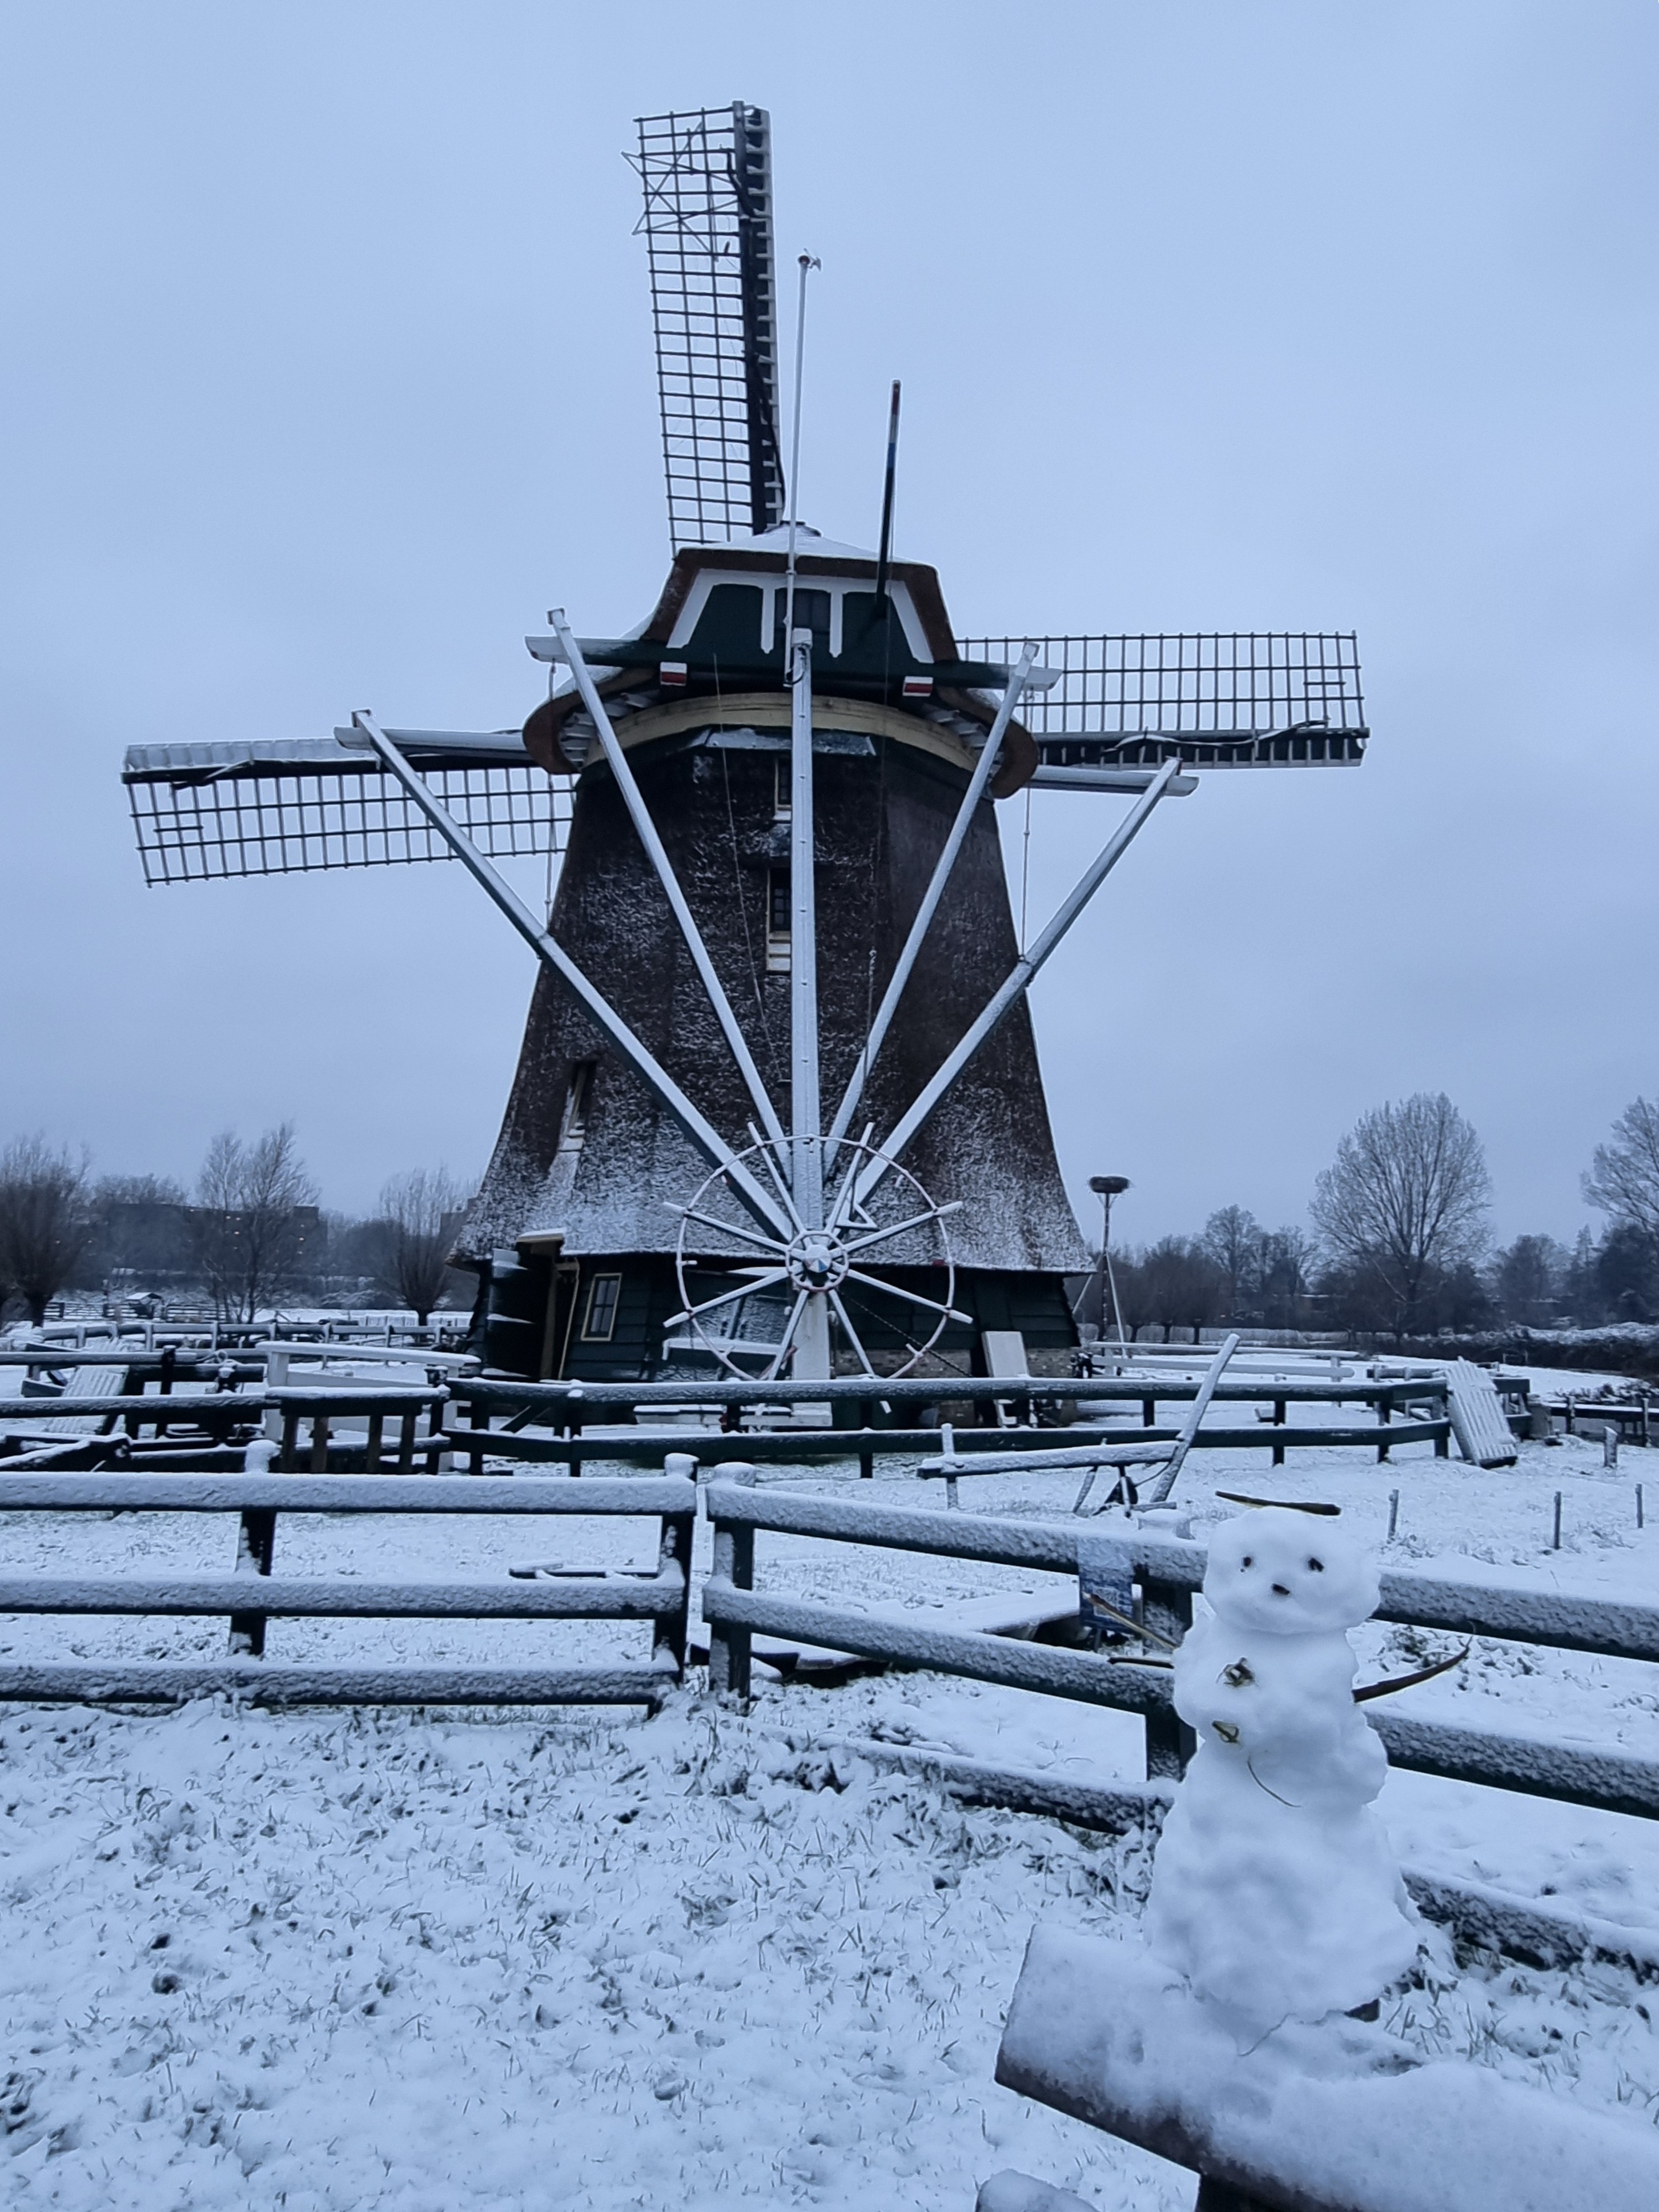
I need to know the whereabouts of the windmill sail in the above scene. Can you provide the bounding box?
[960,632,1367,766]
[123,731,568,885]
[632,103,785,549]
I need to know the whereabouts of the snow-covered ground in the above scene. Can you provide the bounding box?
[3,1428,1658,2206]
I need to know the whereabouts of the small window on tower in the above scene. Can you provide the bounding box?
[766,868,790,973]
[557,1060,596,1152]
[778,586,831,649]
[773,755,790,820]
[582,1272,621,1342]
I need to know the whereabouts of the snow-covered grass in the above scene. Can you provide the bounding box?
[3,1430,1659,2205]
[1,1697,1183,2210]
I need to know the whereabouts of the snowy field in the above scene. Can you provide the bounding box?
[3,1428,1659,2206]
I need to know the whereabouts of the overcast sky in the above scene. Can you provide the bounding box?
[2,1,1656,1254]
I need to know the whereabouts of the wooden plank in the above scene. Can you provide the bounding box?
[453,1420,1451,1468]
[830,1738,1659,1981]
[0,1472,698,1514]
[702,1578,1171,1716]
[0,1388,439,1422]
[0,1569,686,1619]
[459,1374,1441,1412]
[1444,1357,1520,1468]
[15,1363,127,1439]
[706,1481,1087,1572]
[0,1660,676,1707]
[1373,1709,1659,1822]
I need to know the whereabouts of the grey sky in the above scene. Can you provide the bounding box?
[2,1,1654,1254]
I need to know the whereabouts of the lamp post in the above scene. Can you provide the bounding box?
[1088,1174,1131,1354]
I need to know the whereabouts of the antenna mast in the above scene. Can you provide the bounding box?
[782,251,818,646]
[874,379,901,605]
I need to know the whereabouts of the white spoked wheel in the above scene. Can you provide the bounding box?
[670,1135,966,1380]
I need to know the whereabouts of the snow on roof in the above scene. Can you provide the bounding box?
[686,523,883,565]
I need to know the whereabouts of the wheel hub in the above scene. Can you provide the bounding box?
[784,1229,850,1294]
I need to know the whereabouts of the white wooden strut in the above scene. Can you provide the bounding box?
[847,753,1187,1214]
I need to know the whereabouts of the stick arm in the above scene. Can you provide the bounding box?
[854,755,1185,1207]
[549,613,792,1161]
[826,643,1038,1149]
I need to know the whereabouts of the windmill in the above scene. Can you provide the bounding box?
[122,100,1367,1390]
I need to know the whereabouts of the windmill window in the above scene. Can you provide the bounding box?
[766,868,791,972]
[581,1272,622,1342]
[557,1060,596,1151]
[777,587,832,651]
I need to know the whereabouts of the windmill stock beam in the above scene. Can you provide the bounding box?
[346,715,791,1244]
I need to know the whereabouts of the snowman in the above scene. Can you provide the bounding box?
[1144,1503,1420,2032]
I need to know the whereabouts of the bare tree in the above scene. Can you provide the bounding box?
[375,1166,466,1326]
[0,1135,93,1326]
[1309,1093,1491,1337]
[1202,1205,1263,1318]
[1584,1098,1659,1240]
[1258,1225,1317,1328]
[188,1125,319,1322]
[1134,1235,1226,1342]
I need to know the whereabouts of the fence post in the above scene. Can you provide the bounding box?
[654,1454,699,1678]
[1272,1396,1286,1470]
[1377,1390,1393,1465]
[228,1507,277,1656]
[263,1346,290,1446]
[1139,1568,1195,1780]
[706,1462,757,1700]
[466,1395,491,1478]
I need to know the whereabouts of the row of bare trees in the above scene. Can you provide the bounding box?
[0,1127,471,1328]
[1101,1089,1659,1342]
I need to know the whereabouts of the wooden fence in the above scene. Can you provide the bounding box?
[0,1468,697,1709]
[701,1478,1659,1822]
[441,1373,1452,1477]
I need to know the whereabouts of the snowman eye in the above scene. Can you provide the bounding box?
[1307,1557,1324,1572]
[1240,1556,1253,1569]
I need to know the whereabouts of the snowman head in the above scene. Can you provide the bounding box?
[1202,1506,1379,1636]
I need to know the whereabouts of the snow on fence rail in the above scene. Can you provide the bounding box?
[0,1470,697,1709]
[700,1482,1659,1821]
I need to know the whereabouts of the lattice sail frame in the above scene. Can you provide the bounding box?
[632,103,785,551]
[962,632,1367,766]
[124,737,569,886]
